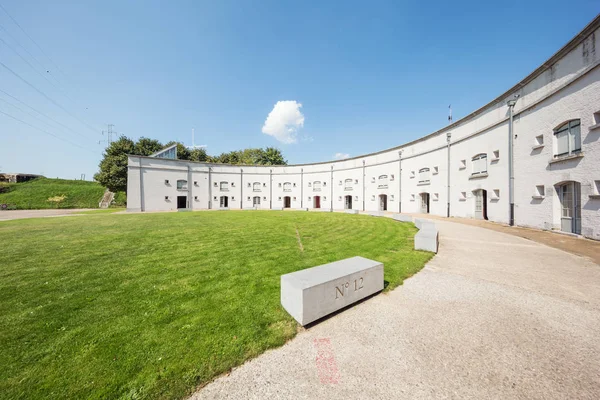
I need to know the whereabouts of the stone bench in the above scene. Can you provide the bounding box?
[392,214,412,223]
[281,256,384,326]
[414,221,439,253]
[344,209,359,214]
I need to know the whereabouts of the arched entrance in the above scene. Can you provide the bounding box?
[473,189,488,220]
[556,181,581,234]
[344,195,352,210]
[283,196,291,208]
[420,193,430,214]
[379,194,387,211]
[219,196,228,208]
[313,196,321,209]
[253,196,260,207]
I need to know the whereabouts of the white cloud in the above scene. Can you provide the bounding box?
[262,101,305,144]
[334,152,350,160]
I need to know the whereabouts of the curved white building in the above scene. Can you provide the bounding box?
[128,15,600,240]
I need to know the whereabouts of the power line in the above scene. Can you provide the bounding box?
[0,23,61,86]
[0,88,90,140]
[0,36,76,104]
[0,2,67,78]
[0,94,92,144]
[0,60,100,136]
[0,108,99,154]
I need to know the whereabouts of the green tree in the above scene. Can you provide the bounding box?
[259,147,287,165]
[94,136,136,192]
[134,137,163,156]
[189,147,208,162]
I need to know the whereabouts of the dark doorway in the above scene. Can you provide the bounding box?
[253,196,260,207]
[379,194,387,211]
[474,189,488,220]
[344,195,352,210]
[284,196,291,208]
[420,193,430,214]
[219,196,228,208]
[314,196,321,209]
[177,195,187,209]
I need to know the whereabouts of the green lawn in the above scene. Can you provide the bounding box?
[0,211,432,399]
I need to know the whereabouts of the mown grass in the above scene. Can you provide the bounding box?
[0,178,106,209]
[0,211,432,400]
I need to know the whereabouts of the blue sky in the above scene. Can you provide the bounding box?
[0,1,598,179]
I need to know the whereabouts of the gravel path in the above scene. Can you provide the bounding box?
[191,219,600,400]
[0,209,91,221]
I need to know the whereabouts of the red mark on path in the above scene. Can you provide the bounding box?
[313,338,340,384]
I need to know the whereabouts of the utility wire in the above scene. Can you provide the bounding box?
[0,88,89,140]
[0,60,100,136]
[0,2,67,78]
[0,95,91,144]
[0,23,62,87]
[0,108,99,154]
[0,36,76,104]
[0,4,104,132]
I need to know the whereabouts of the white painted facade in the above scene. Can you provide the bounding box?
[128,16,600,240]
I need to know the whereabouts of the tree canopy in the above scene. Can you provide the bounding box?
[94,136,287,192]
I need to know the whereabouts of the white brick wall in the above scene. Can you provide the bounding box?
[127,20,600,240]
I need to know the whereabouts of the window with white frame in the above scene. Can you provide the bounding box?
[418,168,430,184]
[378,175,388,189]
[472,154,487,175]
[220,181,229,191]
[313,181,321,191]
[344,178,353,191]
[253,182,261,192]
[177,179,187,190]
[554,119,581,157]
[283,182,291,192]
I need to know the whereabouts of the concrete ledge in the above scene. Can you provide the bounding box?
[414,221,439,253]
[392,214,413,222]
[243,207,258,210]
[272,207,284,211]
[344,209,359,214]
[281,256,384,326]
[368,211,382,217]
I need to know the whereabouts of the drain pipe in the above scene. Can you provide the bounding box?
[362,160,366,211]
[330,165,334,212]
[507,98,517,226]
[398,151,402,213]
[301,168,303,208]
[446,132,451,218]
[240,168,243,209]
[208,166,212,209]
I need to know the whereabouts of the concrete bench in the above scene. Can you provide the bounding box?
[392,214,413,223]
[414,221,439,253]
[344,209,359,214]
[281,256,384,326]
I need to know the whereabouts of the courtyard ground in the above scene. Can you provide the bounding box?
[193,218,600,399]
[0,211,430,400]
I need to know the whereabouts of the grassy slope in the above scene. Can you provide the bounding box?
[0,211,432,400]
[0,178,125,209]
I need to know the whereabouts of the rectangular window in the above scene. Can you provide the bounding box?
[220,181,228,191]
[418,168,430,184]
[472,154,487,175]
[554,120,581,157]
[177,180,187,190]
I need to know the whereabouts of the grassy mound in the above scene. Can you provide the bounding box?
[0,178,123,209]
[0,211,432,399]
